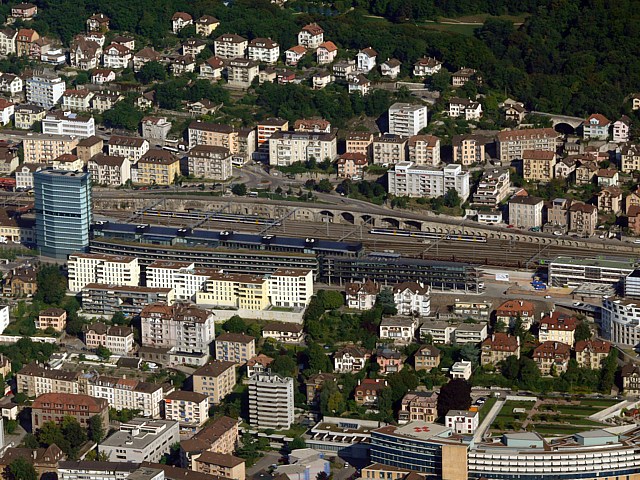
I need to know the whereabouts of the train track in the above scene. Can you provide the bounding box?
[94,209,618,268]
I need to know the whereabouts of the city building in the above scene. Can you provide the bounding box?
[215,332,255,364]
[392,281,430,316]
[448,97,482,121]
[480,333,520,366]
[497,128,560,163]
[508,195,544,229]
[214,34,247,59]
[387,162,470,201]
[88,154,131,186]
[192,361,237,405]
[100,419,180,463]
[268,131,337,166]
[179,415,239,468]
[195,15,220,37]
[413,57,442,76]
[23,134,79,163]
[445,410,478,434]
[450,360,472,380]
[268,268,313,308]
[83,322,135,355]
[81,284,175,317]
[548,256,636,288]
[14,104,46,129]
[538,312,578,345]
[333,345,370,373]
[140,303,215,366]
[247,372,294,429]
[533,341,571,374]
[601,297,640,347]
[414,344,440,371]
[76,135,103,162]
[68,253,140,292]
[298,23,324,49]
[625,269,640,299]
[31,393,108,432]
[141,117,172,147]
[345,280,379,310]
[346,132,374,157]
[26,73,65,109]
[621,363,640,395]
[226,58,259,89]
[108,135,150,161]
[575,339,611,369]
[372,134,408,165]
[471,168,510,208]
[523,149,557,182]
[34,169,91,259]
[452,134,487,166]
[582,113,610,140]
[262,322,304,344]
[407,135,440,166]
[337,152,368,179]
[495,299,536,330]
[35,307,66,332]
[355,378,387,406]
[379,317,418,345]
[193,452,245,480]
[164,391,209,431]
[388,103,428,137]
[187,145,232,180]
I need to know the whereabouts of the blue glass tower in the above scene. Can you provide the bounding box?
[34,169,91,259]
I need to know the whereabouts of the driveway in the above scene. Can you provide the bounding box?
[246,451,281,476]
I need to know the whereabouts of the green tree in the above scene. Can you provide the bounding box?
[96,345,112,361]
[5,419,17,434]
[34,265,66,305]
[137,61,168,84]
[102,100,144,131]
[111,311,127,325]
[88,415,105,443]
[8,458,37,480]
[223,315,247,333]
[574,321,592,342]
[459,343,480,367]
[375,288,397,315]
[231,183,247,196]
[316,290,344,310]
[437,379,472,418]
[270,354,297,377]
[37,421,69,453]
[316,179,333,193]
[289,437,306,450]
[305,342,333,373]
[443,189,461,208]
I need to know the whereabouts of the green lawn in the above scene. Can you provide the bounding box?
[479,397,498,422]
[420,23,479,36]
[578,398,621,407]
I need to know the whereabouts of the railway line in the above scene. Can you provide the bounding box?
[94,209,622,268]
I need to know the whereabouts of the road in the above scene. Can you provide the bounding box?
[246,451,281,477]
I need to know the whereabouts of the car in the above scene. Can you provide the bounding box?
[553,231,562,236]
[507,224,514,228]
[544,295,552,299]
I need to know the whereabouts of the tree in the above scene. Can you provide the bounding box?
[376,288,397,315]
[289,437,306,450]
[34,265,66,305]
[96,345,112,361]
[62,415,87,458]
[88,415,105,443]
[574,321,592,342]
[102,101,144,131]
[231,183,247,196]
[437,379,472,418]
[111,311,127,325]
[501,355,520,381]
[223,315,247,334]
[443,188,461,208]
[316,179,333,193]
[316,290,344,310]
[305,342,333,373]
[460,343,480,367]
[8,459,37,480]
[494,319,507,333]
[270,354,297,377]
[37,421,69,453]
[137,61,168,84]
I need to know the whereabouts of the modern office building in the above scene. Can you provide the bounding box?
[601,297,640,347]
[100,419,180,463]
[548,256,636,288]
[387,162,470,201]
[247,371,294,429]
[624,269,640,299]
[34,169,91,259]
[388,103,428,137]
[41,111,96,138]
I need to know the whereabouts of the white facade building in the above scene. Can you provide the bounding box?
[0,306,9,334]
[145,261,212,302]
[392,282,430,316]
[26,73,66,109]
[387,162,470,201]
[601,297,640,347]
[41,111,96,138]
[268,269,313,308]
[445,410,479,434]
[247,38,280,64]
[88,378,164,418]
[99,419,180,463]
[388,103,428,137]
[450,360,472,380]
[68,253,140,292]
[268,131,337,166]
[248,372,294,429]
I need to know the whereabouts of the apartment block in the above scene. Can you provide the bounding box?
[88,154,131,186]
[81,284,175,317]
[414,345,440,372]
[88,376,164,418]
[35,307,66,332]
[247,37,279,64]
[23,134,79,163]
[372,134,407,165]
[192,361,237,405]
[179,415,239,469]
[164,390,209,430]
[32,392,108,432]
[508,196,543,229]
[533,341,570,375]
[392,281,430,316]
[523,149,556,182]
[134,149,180,186]
[398,391,438,424]
[26,73,65,109]
[140,303,215,366]
[388,103,428,137]
[388,162,470,200]
[408,135,440,166]
[193,452,245,480]
[575,339,611,369]
[76,135,103,163]
[268,131,337,166]
[538,312,577,346]
[17,363,81,397]
[480,333,520,366]
[83,322,135,355]
[268,268,313,308]
[227,58,258,89]
[345,132,373,157]
[146,261,213,302]
[215,333,256,364]
[497,128,559,163]
[68,253,140,292]
[100,419,180,463]
[187,145,232,181]
[195,272,269,310]
[214,34,247,59]
[108,135,150,162]
[188,122,239,153]
[471,168,510,208]
[248,372,294,429]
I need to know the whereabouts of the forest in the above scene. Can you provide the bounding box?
[5,0,638,119]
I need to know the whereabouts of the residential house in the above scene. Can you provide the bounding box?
[376,348,403,375]
[533,341,571,375]
[195,15,220,37]
[379,317,418,345]
[613,116,631,143]
[16,28,39,56]
[554,156,578,179]
[199,56,225,80]
[86,13,109,33]
[246,354,273,378]
[445,410,479,435]
[332,59,356,79]
[15,163,44,190]
[582,113,610,140]
[133,47,161,72]
[392,281,430,316]
[452,134,487,165]
[182,39,207,57]
[414,344,440,371]
[172,12,193,34]
[87,154,131,186]
[285,46,306,66]
[192,361,237,405]
[0,29,17,56]
[508,196,544,229]
[333,345,370,373]
[345,280,379,310]
[108,135,149,161]
[61,89,94,111]
[354,378,386,406]
[575,339,611,370]
[452,67,479,86]
[298,23,324,49]
[76,135,103,163]
[621,363,640,396]
[35,307,66,332]
[337,152,368,179]
[226,58,259,89]
[0,99,14,126]
[348,74,371,95]
[626,190,640,214]
[568,201,597,237]
[2,266,37,297]
[316,41,338,65]
[215,333,256,364]
[407,135,440,166]
[70,37,102,70]
[539,312,578,346]
[12,3,38,19]
[294,118,331,133]
[628,205,640,235]
[380,59,401,78]
[171,55,196,76]
[187,99,218,116]
[261,322,304,344]
[575,160,598,184]
[102,43,132,69]
[91,69,116,85]
[83,323,135,355]
[495,299,536,330]
[0,73,23,97]
[398,391,438,424]
[450,360,472,380]
[448,97,482,121]
[621,143,640,173]
[356,47,377,73]
[597,186,623,213]
[247,38,280,64]
[523,149,556,182]
[214,34,247,59]
[597,168,619,187]
[502,100,526,124]
[0,146,18,173]
[413,57,441,77]
[312,71,332,89]
[480,333,520,366]
[134,149,180,185]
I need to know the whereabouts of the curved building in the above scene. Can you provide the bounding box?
[601,297,640,347]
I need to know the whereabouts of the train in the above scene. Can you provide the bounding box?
[134,210,280,226]
[369,228,487,243]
